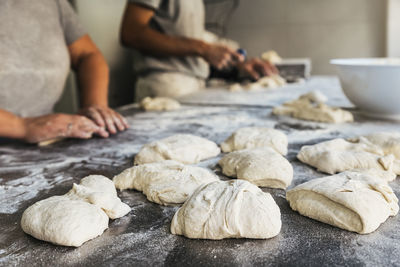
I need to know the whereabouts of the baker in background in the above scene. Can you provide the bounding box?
[0,0,128,144]
[120,0,279,101]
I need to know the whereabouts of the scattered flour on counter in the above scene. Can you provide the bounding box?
[0,175,70,214]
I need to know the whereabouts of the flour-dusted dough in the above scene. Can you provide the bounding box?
[140,97,181,111]
[21,175,130,247]
[286,171,399,234]
[21,196,109,247]
[134,134,221,165]
[273,91,354,123]
[220,127,288,155]
[171,180,281,239]
[219,148,293,189]
[113,160,219,205]
[66,175,131,219]
[297,138,400,179]
[351,132,400,159]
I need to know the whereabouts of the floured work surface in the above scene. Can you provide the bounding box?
[1,76,400,266]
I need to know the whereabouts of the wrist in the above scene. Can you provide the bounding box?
[194,40,209,58]
[16,116,29,140]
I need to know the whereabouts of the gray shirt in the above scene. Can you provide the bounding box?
[128,0,209,79]
[0,0,86,117]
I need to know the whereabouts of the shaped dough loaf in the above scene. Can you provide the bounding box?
[134,134,221,165]
[21,175,130,247]
[219,148,293,189]
[140,97,181,111]
[273,91,353,123]
[171,180,281,239]
[113,160,219,205]
[297,138,400,179]
[286,171,399,234]
[352,132,400,159]
[221,127,288,155]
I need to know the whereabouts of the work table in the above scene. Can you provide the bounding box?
[1,76,400,266]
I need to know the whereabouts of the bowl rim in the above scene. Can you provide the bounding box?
[330,57,400,67]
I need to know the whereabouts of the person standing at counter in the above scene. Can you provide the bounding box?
[120,0,279,101]
[0,0,128,144]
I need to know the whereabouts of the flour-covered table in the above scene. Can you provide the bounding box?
[1,76,400,266]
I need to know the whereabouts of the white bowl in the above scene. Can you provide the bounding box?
[331,58,400,120]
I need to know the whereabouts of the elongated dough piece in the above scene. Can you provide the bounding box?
[273,91,353,123]
[220,127,288,155]
[21,175,130,247]
[140,97,181,111]
[286,171,399,234]
[219,148,293,189]
[113,160,219,205]
[297,138,400,178]
[171,180,281,239]
[134,134,220,165]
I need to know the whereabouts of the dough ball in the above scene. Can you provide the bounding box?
[220,127,288,155]
[140,97,181,111]
[272,91,354,123]
[66,175,131,219]
[21,175,130,247]
[134,134,221,165]
[171,180,281,239]
[228,83,243,92]
[219,148,293,189]
[286,171,399,234]
[21,196,109,247]
[113,160,219,205]
[297,138,400,178]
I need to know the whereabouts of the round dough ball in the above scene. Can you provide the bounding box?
[219,148,293,189]
[171,180,281,239]
[134,134,221,165]
[21,196,109,247]
[220,127,288,155]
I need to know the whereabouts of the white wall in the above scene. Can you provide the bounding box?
[75,0,135,107]
[387,0,400,56]
[224,0,387,74]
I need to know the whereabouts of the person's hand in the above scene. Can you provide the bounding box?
[237,58,279,80]
[79,105,129,136]
[22,113,107,143]
[201,44,244,70]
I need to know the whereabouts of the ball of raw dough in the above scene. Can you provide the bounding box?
[171,180,281,239]
[219,148,293,189]
[134,134,221,165]
[220,127,288,155]
[113,160,219,205]
[21,196,109,247]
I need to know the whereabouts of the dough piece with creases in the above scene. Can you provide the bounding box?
[21,175,130,247]
[273,91,353,123]
[286,171,399,234]
[140,96,181,111]
[134,134,221,165]
[171,180,281,239]
[219,148,293,189]
[351,132,400,159]
[297,138,400,179]
[221,127,288,155]
[113,160,219,205]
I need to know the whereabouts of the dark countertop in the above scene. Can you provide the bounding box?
[1,76,400,267]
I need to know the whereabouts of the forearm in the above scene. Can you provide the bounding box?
[0,109,26,139]
[76,52,109,108]
[121,26,208,58]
